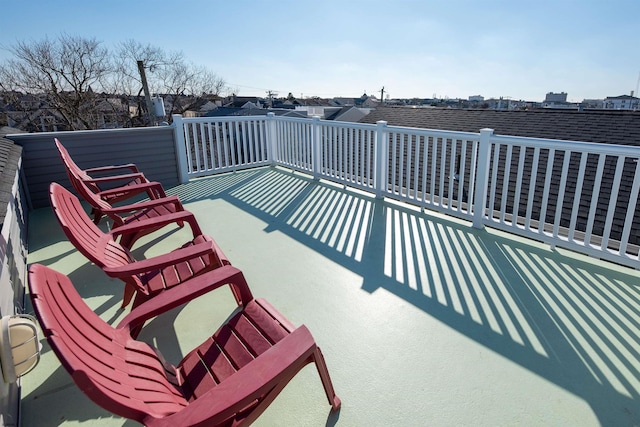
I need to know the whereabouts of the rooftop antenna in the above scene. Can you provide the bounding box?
[380,86,385,103]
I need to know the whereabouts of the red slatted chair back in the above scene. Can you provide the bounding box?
[54,138,101,194]
[49,182,133,270]
[28,264,188,423]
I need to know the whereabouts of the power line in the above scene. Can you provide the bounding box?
[226,82,369,98]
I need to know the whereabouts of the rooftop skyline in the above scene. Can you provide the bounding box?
[1,0,639,102]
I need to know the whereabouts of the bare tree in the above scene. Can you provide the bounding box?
[1,36,228,130]
[113,40,226,123]
[1,34,112,130]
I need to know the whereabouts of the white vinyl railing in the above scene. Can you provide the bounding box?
[174,115,271,177]
[173,113,640,269]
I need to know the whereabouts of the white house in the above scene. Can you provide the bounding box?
[603,94,640,110]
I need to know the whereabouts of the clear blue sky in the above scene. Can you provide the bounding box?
[1,0,639,102]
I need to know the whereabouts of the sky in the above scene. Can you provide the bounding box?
[1,0,639,102]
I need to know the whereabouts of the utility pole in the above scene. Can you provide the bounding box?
[137,60,156,125]
[266,90,278,108]
[380,86,385,104]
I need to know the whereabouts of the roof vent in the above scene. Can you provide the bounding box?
[0,314,41,383]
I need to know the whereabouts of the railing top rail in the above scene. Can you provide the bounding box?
[315,119,377,132]
[491,133,640,157]
[179,115,270,124]
[271,115,379,132]
[175,113,640,157]
[384,124,481,140]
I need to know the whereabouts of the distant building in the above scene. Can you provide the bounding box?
[542,92,576,109]
[603,94,640,110]
[580,99,604,109]
[545,92,568,103]
[468,95,484,102]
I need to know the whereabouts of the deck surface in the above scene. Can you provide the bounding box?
[22,166,640,426]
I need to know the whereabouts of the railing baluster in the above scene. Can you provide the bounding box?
[512,146,526,226]
[349,127,354,183]
[539,148,555,235]
[192,122,201,172]
[468,139,478,217]
[199,122,207,171]
[206,122,214,170]
[500,145,513,224]
[421,136,430,205]
[332,126,337,178]
[601,156,625,251]
[248,120,256,164]
[407,135,415,199]
[553,151,572,240]
[568,152,587,241]
[448,139,457,210]
[399,133,406,196]
[390,132,397,194]
[488,143,500,221]
[413,136,421,203]
[619,159,640,256]
[184,121,194,173]
[430,138,438,205]
[439,138,447,208]
[525,147,540,231]
[457,140,467,213]
[221,121,230,167]
[584,154,607,246]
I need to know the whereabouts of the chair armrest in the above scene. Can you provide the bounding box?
[103,241,216,278]
[116,266,254,332]
[109,210,203,238]
[144,326,317,427]
[85,164,140,174]
[104,196,183,214]
[97,181,167,199]
[84,172,146,184]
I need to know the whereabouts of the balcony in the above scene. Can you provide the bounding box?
[7,114,640,426]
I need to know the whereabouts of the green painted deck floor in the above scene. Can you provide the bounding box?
[22,166,640,426]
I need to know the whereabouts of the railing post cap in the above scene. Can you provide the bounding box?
[267,112,275,118]
[480,128,494,134]
[312,115,321,121]
[376,120,388,126]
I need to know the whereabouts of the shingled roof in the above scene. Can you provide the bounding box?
[359,107,640,146]
[0,127,24,226]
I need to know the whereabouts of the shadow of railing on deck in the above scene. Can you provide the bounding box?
[167,167,639,427]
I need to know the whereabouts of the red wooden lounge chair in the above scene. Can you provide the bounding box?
[28,264,341,426]
[49,182,233,310]
[61,164,190,249]
[55,138,167,223]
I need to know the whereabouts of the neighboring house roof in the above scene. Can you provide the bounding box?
[325,106,369,122]
[0,127,24,225]
[223,96,263,108]
[359,107,640,146]
[605,95,640,100]
[298,98,331,106]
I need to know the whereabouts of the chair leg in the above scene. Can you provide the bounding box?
[92,208,103,224]
[128,292,151,339]
[230,283,243,306]
[121,283,136,308]
[313,347,341,410]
